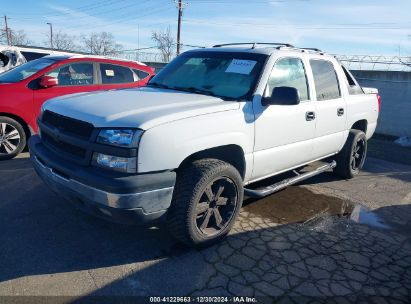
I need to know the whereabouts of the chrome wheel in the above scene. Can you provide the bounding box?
[351,137,366,171]
[0,123,21,155]
[195,176,238,237]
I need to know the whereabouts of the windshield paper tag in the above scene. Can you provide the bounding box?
[186,58,204,65]
[105,70,115,76]
[225,59,257,75]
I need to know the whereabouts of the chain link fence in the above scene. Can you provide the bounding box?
[335,55,411,72]
[115,49,411,72]
[115,51,165,63]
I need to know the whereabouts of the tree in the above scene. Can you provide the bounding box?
[151,27,175,62]
[44,31,77,51]
[81,32,122,56]
[0,29,32,46]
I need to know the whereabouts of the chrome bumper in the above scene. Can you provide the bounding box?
[31,154,175,224]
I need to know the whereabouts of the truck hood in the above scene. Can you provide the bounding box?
[43,87,240,129]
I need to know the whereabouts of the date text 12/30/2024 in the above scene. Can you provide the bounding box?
[149,296,258,303]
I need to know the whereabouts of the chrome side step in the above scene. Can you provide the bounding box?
[244,161,337,198]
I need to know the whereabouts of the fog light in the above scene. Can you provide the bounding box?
[93,153,137,173]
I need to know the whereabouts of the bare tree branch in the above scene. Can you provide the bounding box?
[44,31,77,51]
[0,29,32,46]
[151,27,175,62]
[81,32,122,56]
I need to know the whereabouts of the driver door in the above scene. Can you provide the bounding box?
[252,56,316,181]
[33,61,99,119]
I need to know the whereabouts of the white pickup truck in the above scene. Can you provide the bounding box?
[29,43,380,247]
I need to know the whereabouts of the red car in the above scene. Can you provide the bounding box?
[0,55,154,160]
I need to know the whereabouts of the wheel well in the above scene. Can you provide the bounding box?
[178,145,246,179]
[0,112,32,140]
[351,120,367,134]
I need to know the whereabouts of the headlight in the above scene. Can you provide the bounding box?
[97,129,143,147]
[93,153,137,173]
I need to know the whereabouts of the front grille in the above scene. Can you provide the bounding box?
[39,111,133,167]
[42,111,94,139]
[42,132,86,159]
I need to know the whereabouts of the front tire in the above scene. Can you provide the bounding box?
[333,129,367,179]
[0,116,26,161]
[167,159,243,247]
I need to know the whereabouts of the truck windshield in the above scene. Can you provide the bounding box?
[0,57,59,83]
[148,51,268,100]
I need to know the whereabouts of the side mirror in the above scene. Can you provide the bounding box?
[263,86,300,106]
[39,76,58,88]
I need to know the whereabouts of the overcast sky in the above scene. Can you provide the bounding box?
[3,0,411,56]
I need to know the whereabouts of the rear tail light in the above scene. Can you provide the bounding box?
[377,94,381,112]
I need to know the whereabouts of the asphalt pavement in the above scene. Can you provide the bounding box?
[0,153,410,303]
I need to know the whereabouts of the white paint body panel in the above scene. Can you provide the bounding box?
[43,47,379,184]
[44,87,240,130]
[138,102,254,179]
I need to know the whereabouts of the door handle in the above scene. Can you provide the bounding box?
[306,111,316,121]
[337,108,344,116]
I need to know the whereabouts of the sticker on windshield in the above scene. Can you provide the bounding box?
[186,58,204,65]
[225,59,257,75]
[105,69,115,77]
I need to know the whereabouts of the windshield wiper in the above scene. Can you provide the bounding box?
[173,86,236,100]
[146,82,173,90]
[147,83,235,101]
[173,86,215,96]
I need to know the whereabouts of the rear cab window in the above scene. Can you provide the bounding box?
[310,59,341,101]
[341,65,364,95]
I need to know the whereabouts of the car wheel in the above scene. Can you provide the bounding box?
[333,129,367,179]
[167,159,243,247]
[0,116,26,161]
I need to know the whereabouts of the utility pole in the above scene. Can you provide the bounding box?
[47,22,53,49]
[137,24,140,61]
[4,15,10,45]
[176,0,183,55]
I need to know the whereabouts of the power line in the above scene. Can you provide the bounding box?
[8,0,143,21]
[8,0,128,19]
[62,6,173,31]
[183,18,411,30]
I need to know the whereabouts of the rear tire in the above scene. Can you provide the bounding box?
[0,116,26,161]
[333,129,367,179]
[167,159,243,248]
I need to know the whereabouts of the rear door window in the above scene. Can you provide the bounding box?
[100,64,134,84]
[310,59,341,101]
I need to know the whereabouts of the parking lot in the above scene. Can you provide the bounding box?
[1,149,410,302]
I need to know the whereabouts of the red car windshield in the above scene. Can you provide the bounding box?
[0,57,61,83]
